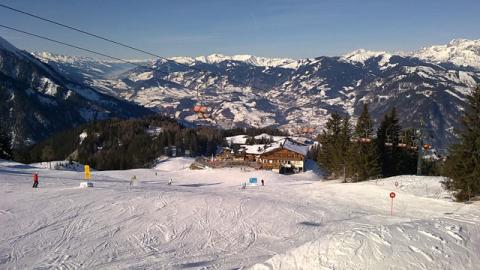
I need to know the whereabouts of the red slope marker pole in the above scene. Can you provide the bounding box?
[390,192,396,216]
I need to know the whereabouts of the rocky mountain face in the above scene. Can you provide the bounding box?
[413,39,480,70]
[0,37,153,148]
[26,39,480,149]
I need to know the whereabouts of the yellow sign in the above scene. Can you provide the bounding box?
[84,165,91,180]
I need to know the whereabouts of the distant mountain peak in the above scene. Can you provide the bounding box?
[31,51,93,64]
[413,38,480,69]
[171,53,299,68]
[341,49,391,65]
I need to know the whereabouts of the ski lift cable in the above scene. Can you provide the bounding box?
[0,24,171,76]
[0,24,217,120]
[0,3,272,93]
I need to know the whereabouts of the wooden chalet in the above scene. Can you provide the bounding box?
[258,138,309,173]
[216,136,311,174]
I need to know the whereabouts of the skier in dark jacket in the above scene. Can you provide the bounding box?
[32,172,39,188]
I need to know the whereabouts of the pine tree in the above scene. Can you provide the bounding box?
[340,114,355,180]
[443,86,480,201]
[351,104,380,181]
[396,128,418,175]
[317,113,342,176]
[317,113,353,180]
[376,107,402,177]
[0,124,13,160]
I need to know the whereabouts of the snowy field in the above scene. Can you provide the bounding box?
[0,159,479,269]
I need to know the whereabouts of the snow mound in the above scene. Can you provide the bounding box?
[252,217,480,270]
[369,175,454,200]
[153,157,195,171]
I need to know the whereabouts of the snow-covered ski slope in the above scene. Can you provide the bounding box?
[0,159,478,269]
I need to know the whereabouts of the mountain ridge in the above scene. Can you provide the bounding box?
[0,36,153,148]
[5,36,480,149]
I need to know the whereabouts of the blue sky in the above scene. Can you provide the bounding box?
[0,0,479,59]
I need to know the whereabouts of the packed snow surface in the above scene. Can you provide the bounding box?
[0,159,479,269]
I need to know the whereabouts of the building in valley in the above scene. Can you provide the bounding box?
[257,138,309,173]
[219,135,312,173]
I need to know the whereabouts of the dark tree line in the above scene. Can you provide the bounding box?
[317,104,426,182]
[24,116,223,170]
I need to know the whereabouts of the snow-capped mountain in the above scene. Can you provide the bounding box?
[342,49,391,65]
[413,39,480,70]
[31,52,153,95]
[171,54,299,68]
[0,37,152,147]
[92,50,478,148]
[20,38,480,148]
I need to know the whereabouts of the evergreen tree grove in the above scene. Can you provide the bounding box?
[317,113,353,180]
[443,86,480,201]
[376,107,402,177]
[351,104,380,181]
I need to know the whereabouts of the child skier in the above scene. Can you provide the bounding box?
[32,172,39,188]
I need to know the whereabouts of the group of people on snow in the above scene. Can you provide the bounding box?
[31,170,265,190]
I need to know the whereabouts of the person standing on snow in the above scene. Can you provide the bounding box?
[32,172,39,188]
[261,179,264,186]
[130,175,137,186]
[168,179,173,185]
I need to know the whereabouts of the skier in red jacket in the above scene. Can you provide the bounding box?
[32,172,39,188]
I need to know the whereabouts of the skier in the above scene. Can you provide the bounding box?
[261,179,264,186]
[168,179,173,185]
[130,175,137,186]
[32,172,39,188]
[241,182,246,190]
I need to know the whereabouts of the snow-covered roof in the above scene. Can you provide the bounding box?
[226,135,249,145]
[240,144,268,155]
[280,138,310,156]
[239,138,309,156]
